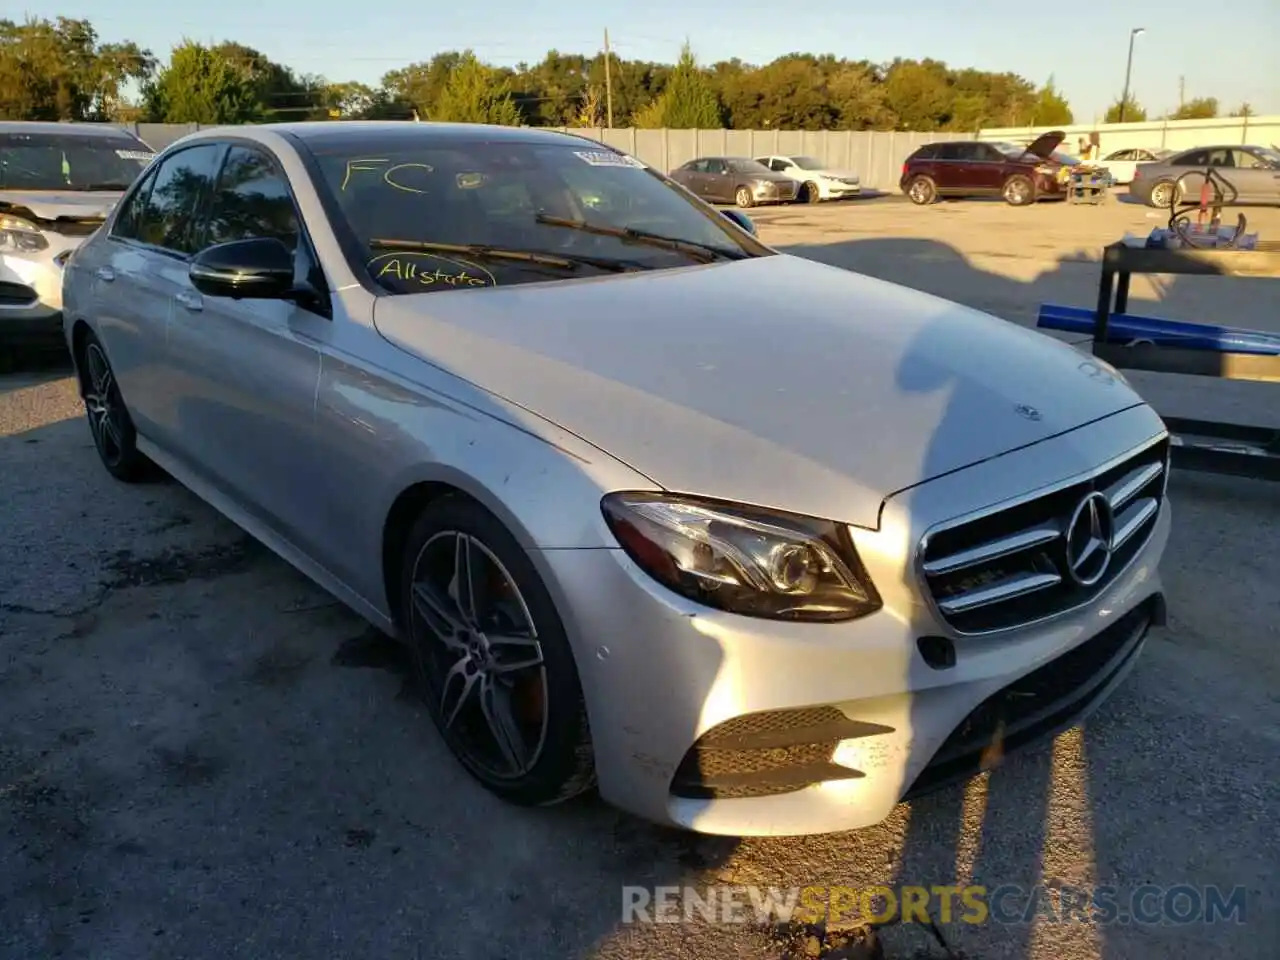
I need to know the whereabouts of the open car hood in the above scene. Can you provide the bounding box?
[1023,130,1066,160]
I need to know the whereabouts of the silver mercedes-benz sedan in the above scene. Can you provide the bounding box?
[62,121,1171,837]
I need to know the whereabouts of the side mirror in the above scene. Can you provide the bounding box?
[721,208,757,236]
[189,238,295,300]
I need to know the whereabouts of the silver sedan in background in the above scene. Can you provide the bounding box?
[63,122,1170,836]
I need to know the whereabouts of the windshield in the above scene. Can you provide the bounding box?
[1256,147,1280,166]
[310,139,765,295]
[1051,151,1080,165]
[728,158,771,174]
[0,131,154,191]
[791,156,825,170]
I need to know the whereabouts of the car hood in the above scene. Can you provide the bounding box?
[813,168,859,180]
[0,190,124,221]
[1023,130,1066,160]
[372,254,1145,528]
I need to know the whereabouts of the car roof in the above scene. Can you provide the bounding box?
[1175,144,1266,154]
[171,120,615,153]
[0,120,142,138]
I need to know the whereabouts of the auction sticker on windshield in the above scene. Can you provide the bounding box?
[115,150,155,161]
[573,150,646,168]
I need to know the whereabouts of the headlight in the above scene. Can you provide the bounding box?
[0,214,49,254]
[601,492,882,622]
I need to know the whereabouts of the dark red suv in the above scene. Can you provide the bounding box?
[900,131,1070,206]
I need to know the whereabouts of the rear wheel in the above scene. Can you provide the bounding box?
[734,186,754,208]
[1003,175,1035,206]
[78,331,153,483]
[399,495,595,806]
[906,175,936,205]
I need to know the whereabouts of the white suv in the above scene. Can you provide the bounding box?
[1,121,154,347]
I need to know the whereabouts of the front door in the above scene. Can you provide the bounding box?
[163,144,329,555]
[966,143,1007,192]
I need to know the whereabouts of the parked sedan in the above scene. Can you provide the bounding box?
[669,156,799,207]
[753,155,862,202]
[0,121,154,346]
[1129,144,1280,207]
[1096,147,1172,186]
[64,121,1171,837]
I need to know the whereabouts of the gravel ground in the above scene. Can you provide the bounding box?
[2,195,1277,960]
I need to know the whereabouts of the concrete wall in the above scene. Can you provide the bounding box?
[123,115,1280,192]
[978,115,1280,156]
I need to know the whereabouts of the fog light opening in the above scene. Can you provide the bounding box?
[917,635,956,670]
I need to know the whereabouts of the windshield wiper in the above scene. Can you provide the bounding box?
[533,214,747,263]
[367,238,637,273]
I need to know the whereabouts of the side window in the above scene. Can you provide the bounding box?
[111,168,158,240]
[707,159,727,175]
[203,146,299,252]
[1234,150,1265,169]
[1110,150,1134,161]
[913,145,938,161]
[1204,148,1233,167]
[133,144,224,254]
[935,143,964,161]
[1175,150,1207,167]
[690,160,710,173]
[771,159,789,172]
[972,144,1003,162]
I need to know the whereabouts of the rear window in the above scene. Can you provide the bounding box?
[911,145,940,160]
[0,130,154,191]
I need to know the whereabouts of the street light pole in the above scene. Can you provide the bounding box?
[1118,27,1145,122]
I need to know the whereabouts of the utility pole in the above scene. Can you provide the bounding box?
[1118,27,1144,123]
[603,29,614,129]
[1178,75,1185,110]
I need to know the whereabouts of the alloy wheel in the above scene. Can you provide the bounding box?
[1004,179,1031,204]
[83,343,127,467]
[409,530,549,780]
[1151,182,1175,208]
[908,178,932,204]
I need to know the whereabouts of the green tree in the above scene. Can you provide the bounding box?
[633,43,721,129]
[1030,77,1074,126]
[1169,96,1217,120]
[0,17,153,120]
[881,59,952,130]
[1104,95,1147,123]
[428,50,522,125]
[1229,102,1254,117]
[142,41,262,123]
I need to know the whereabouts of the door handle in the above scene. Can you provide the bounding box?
[95,266,115,282]
[175,290,203,312]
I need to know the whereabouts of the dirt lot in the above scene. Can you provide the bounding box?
[2,196,1278,960]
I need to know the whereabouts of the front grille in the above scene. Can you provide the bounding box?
[0,281,38,306]
[905,595,1159,799]
[920,435,1168,635]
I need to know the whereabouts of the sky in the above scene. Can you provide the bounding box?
[25,0,1280,122]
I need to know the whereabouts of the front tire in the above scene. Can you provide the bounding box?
[1003,175,1035,206]
[906,175,936,205]
[803,181,822,203]
[78,331,153,483]
[734,186,754,208]
[399,495,596,806]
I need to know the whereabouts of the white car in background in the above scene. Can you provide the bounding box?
[754,155,862,202]
[1,121,154,347]
[1096,148,1173,186]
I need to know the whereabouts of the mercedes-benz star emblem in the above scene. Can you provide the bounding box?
[1064,491,1115,587]
[1014,404,1042,421]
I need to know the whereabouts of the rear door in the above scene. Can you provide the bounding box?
[704,159,731,201]
[162,142,329,554]
[92,142,225,444]
[930,143,966,192]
